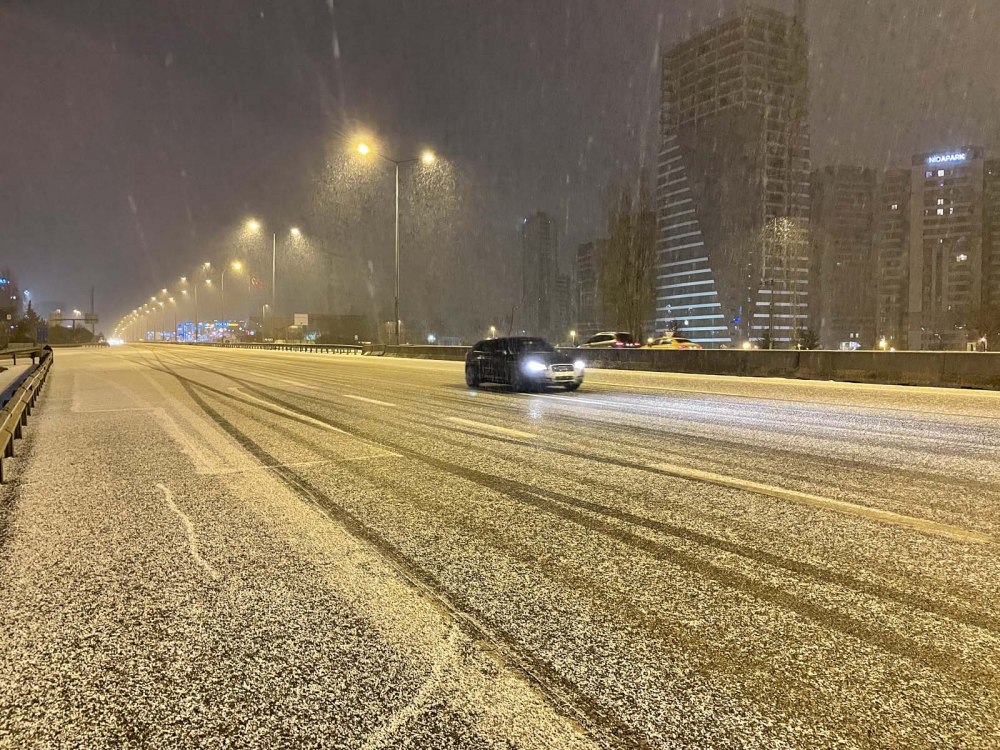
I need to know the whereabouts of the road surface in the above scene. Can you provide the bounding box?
[1,345,998,749]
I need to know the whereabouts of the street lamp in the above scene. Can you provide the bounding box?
[221,261,242,332]
[246,219,303,318]
[489,325,496,339]
[570,330,577,347]
[357,140,437,345]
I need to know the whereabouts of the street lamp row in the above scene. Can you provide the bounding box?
[117,136,439,345]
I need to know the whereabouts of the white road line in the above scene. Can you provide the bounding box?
[446,417,534,440]
[647,462,995,545]
[521,392,608,406]
[273,377,321,390]
[156,483,221,580]
[344,394,397,407]
[229,387,347,434]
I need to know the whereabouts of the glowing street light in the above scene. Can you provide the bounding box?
[246,218,303,317]
[356,139,439,345]
[220,260,243,327]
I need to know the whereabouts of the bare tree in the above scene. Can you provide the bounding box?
[959,305,1000,351]
[599,178,657,341]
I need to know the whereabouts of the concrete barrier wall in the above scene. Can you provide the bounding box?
[370,344,1000,390]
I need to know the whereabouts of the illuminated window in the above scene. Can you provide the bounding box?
[957,253,968,262]
[937,198,945,205]
[925,171,933,178]
[938,170,945,177]
[937,208,945,215]
[891,203,899,210]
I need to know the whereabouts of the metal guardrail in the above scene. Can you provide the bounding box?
[0,347,53,483]
[195,341,363,355]
[0,346,48,371]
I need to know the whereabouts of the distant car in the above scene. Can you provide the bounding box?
[644,336,703,350]
[579,331,640,349]
[465,336,584,391]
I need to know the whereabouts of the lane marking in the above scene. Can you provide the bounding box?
[273,376,321,390]
[344,394,397,407]
[229,387,347,434]
[446,417,534,440]
[156,483,221,580]
[520,392,608,407]
[647,462,995,545]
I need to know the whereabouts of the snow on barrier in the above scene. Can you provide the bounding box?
[0,346,53,483]
[361,344,1000,390]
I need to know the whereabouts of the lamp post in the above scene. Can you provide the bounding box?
[570,330,577,347]
[357,141,436,345]
[220,261,242,332]
[194,262,210,341]
[246,221,302,326]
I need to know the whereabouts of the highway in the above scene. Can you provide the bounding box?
[1,345,998,749]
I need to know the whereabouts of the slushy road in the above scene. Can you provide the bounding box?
[1,345,998,749]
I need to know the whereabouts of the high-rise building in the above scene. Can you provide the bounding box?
[575,239,606,338]
[520,212,558,337]
[905,147,1000,349]
[874,169,911,348]
[553,273,571,343]
[810,166,877,349]
[656,3,811,347]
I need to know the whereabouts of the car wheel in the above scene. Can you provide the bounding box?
[564,382,580,391]
[465,365,480,388]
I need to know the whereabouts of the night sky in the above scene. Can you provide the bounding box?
[2,0,997,334]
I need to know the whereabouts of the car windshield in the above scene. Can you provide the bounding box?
[616,333,636,344]
[513,338,555,353]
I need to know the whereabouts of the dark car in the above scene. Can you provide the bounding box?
[465,336,584,391]
[579,331,640,349]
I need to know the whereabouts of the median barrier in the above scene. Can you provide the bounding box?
[382,345,469,361]
[0,346,53,483]
[176,341,363,355]
[375,343,1000,391]
[196,338,1000,391]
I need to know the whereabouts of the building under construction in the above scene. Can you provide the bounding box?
[655,2,811,347]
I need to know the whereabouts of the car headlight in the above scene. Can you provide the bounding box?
[523,359,547,373]
[573,360,585,371]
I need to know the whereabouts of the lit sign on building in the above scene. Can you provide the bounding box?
[927,152,967,165]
